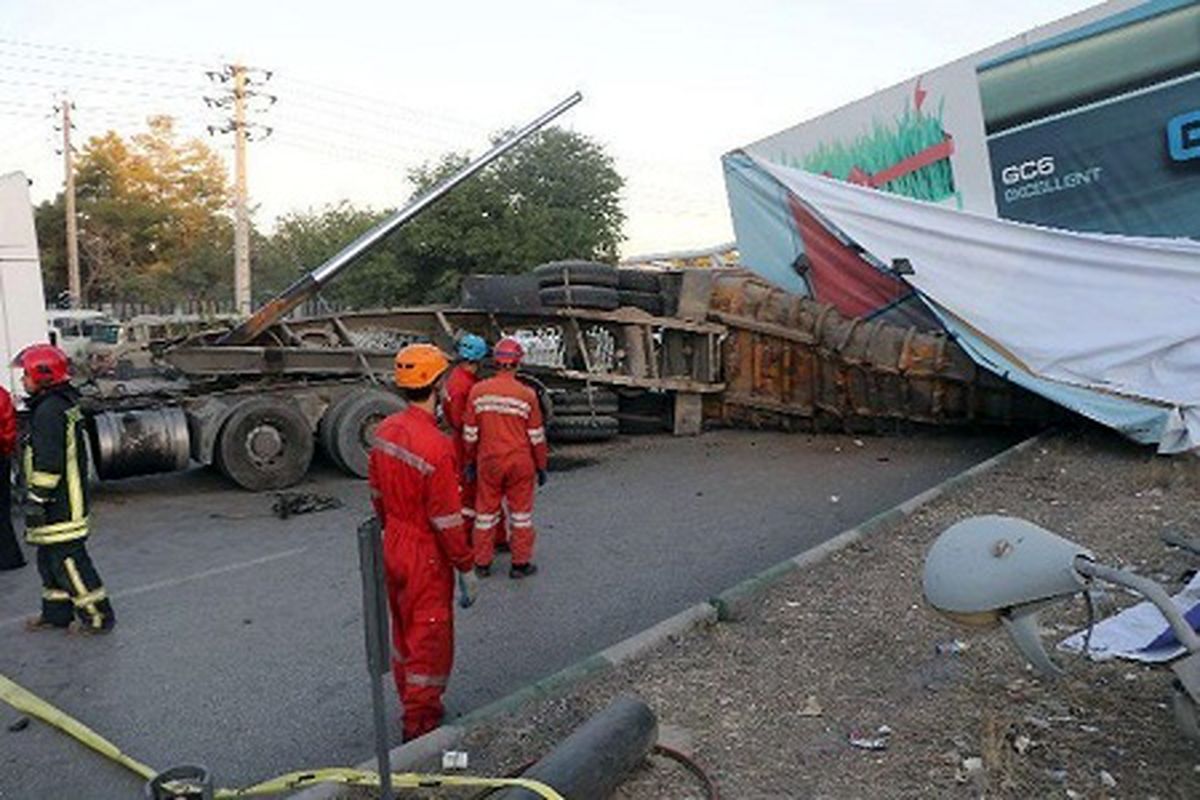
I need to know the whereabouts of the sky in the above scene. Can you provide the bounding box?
[1,0,1100,259]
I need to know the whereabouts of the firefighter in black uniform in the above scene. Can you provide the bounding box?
[14,344,115,634]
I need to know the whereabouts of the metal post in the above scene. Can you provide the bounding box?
[356,517,394,800]
[61,96,80,308]
[232,64,251,316]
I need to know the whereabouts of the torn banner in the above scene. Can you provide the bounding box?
[725,154,1200,453]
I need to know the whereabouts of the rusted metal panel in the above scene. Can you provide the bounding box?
[707,271,1056,430]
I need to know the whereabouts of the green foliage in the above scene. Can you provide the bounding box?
[784,99,955,202]
[45,116,234,305]
[254,202,413,308]
[35,121,625,312]
[264,126,626,309]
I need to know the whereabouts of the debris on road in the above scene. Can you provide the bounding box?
[271,491,343,519]
[7,716,29,733]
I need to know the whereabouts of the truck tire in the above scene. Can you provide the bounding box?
[617,290,664,316]
[318,391,363,471]
[533,260,618,289]
[549,414,619,443]
[617,270,662,293]
[550,387,619,416]
[334,390,407,478]
[217,397,314,491]
[539,285,620,311]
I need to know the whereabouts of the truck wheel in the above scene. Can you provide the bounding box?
[318,391,364,471]
[617,269,662,293]
[334,390,406,478]
[549,414,619,443]
[549,387,619,416]
[539,285,621,310]
[217,397,314,491]
[533,260,618,289]
[617,290,664,316]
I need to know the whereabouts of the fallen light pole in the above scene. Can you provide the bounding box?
[356,516,394,800]
[493,695,658,800]
[923,515,1200,742]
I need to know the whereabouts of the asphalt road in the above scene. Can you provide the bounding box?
[0,428,1018,798]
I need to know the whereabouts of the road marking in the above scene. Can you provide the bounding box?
[0,546,308,629]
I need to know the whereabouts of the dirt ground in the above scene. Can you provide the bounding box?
[389,427,1200,799]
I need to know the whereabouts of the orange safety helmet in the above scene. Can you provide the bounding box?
[493,336,524,367]
[13,343,71,392]
[393,343,450,389]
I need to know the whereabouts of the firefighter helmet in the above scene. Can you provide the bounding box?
[13,343,70,392]
[393,343,450,389]
[493,337,524,367]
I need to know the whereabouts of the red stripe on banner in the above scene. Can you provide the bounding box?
[868,135,954,188]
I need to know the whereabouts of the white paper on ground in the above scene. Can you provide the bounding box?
[1059,572,1200,663]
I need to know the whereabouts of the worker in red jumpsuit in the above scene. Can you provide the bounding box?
[368,343,479,741]
[0,381,23,570]
[463,337,548,579]
[441,334,499,548]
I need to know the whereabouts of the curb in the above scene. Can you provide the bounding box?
[291,429,1049,798]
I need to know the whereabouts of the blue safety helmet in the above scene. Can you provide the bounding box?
[456,333,488,362]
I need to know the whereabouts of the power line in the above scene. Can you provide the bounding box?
[0,37,208,69]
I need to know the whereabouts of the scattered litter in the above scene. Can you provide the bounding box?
[1013,734,1032,755]
[798,696,823,717]
[442,750,469,770]
[853,439,864,447]
[848,725,892,751]
[1025,715,1051,731]
[784,600,802,608]
[1066,790,1082,799]
[829,495,841,504]
[1059,572,1200,663]
[961,756,983,773]
[271,491,343,519]
[1099,770,1117,789]
[1079,724,1101,734]
[1046,768,1068,783]
[935,639,969,656]
[7,716,29,733]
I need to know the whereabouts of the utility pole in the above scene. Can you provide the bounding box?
[59,96,80,308]
[232,65,250,315]
[205,64,274,316]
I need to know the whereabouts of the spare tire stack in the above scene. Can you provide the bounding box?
[616,269,667,316]
[548,385,620,443]
[535,260,620,310]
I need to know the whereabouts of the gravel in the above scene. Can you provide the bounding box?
[339,427,1200,799]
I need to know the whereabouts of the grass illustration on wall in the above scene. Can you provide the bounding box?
[781,96,956,202]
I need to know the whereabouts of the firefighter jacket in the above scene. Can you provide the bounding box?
[0,386,15,458]
[462,371,548,470]
[23,384,90,545]
[441,364,478,465]
[368,405,474,574]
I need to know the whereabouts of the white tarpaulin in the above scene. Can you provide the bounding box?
[1059,572,1200,663]
[751,156,1200,452]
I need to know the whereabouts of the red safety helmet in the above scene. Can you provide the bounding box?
[493,337,524,367]
[13,343,71,392]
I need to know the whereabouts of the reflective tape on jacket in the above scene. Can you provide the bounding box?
[527,427,546,444]
[371,437,435,475]
[462,425,479,443]
[406,672,448,688]
[25,517,89,545]
[474,513,500,530]
[430,512,464,531]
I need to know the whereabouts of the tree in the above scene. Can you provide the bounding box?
[277,126,626,309]
[254,202,412,309]
[53,116,234,305]
[394,126,626,304]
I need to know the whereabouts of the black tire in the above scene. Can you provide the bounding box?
[550,387,619,416]
[334,390,407,478]
[539,285,620,310]
[617,390,671,434]
[533,260,618,289]
[618,290,664,316]
[549,414,619,443]
[318,391,363,471]
[217,397,314,491]
[617,269,662,293]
